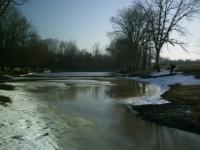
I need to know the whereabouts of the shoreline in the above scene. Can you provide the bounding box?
[127,69,200,134]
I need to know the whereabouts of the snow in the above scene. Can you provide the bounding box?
[0,86,59,150]
[123,96,169,106]
[2,75,15,79]
[125,69,200,106]
[151,69,170,76]
[33,72,112,77]
[130,70,200,89]
[20,72,37,77]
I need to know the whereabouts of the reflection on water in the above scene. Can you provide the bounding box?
[26,79,158,102]
[106,79,147,98]
[1,78,200,150]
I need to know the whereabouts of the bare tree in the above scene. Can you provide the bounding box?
[110,2,154,71]
[111,4,142,69]
[143,0,200,71]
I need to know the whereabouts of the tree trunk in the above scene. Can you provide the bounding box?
[142,48,147,70]
[148,48,152,71]
[136,49,142,70]
[154,50,160,72]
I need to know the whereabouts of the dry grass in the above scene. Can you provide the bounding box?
[162,85,200,105]
[177,64,200,79]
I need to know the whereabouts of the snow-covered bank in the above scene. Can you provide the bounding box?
[0,86,59,150]
[30,72,113,77]
[124,70,200,106]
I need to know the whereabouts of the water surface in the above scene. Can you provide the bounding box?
[0,77,200,150]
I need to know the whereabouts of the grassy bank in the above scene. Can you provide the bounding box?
[177,64,200,79]
[132,85,200,134]
[163,85,200,104]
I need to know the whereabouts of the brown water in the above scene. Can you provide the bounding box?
[0,78,200,150]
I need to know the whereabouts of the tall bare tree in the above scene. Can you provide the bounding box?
[143,0,200,71]
[110,2,153,71]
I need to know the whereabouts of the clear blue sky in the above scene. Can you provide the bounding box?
[20,0,200,60]
[20,0,131,49]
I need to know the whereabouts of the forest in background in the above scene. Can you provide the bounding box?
[0,5,114,72]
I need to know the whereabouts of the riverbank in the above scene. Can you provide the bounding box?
[129,66,200,134]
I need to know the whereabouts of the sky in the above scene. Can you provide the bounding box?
[20,0,200,60]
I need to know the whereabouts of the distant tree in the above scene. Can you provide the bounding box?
[106,38,132,72]
[26,31,43,69]
[92,43,101,56]
[92,43,102,70]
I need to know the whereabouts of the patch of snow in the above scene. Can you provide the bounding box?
[7,81,68,90]
[0,88,59,150]
[124,96,169,106]
[129,70,200,88]
[20,72,37,77]
[2,75,15,79]
[151,69,169,76]
[33,72,112,77]
[60,79,115,86]
[125,69,200,106]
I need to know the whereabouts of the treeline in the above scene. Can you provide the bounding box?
[160,58,200,66]
[106,0,200,72]
[1,0,200,74]
[0,6,113,72]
